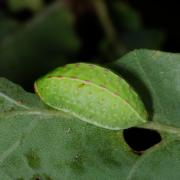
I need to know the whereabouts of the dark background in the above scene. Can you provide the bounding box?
[1,0,180,61]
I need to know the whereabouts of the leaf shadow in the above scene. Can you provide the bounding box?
[111,65,153,121]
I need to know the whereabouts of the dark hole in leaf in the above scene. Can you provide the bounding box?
[123,128,161,154]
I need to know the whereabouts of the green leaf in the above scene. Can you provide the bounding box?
[0,15,20,43]
[127,138,180,179]
[0,2,80,87]
[1,49,180,179]
[111,49,180,127]
[110,49,180,178]
[7,0,44,12]
[109,1,142,31]
[0,78,138,179]
[34,63,147,130]
[121,29,165,50]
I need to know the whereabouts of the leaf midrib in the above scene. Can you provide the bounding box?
[0,110,180,136]
[1,86,180,135]
[0,92,29,110]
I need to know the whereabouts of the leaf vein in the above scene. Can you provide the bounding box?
[0,92,30,110]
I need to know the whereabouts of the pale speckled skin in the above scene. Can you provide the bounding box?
[34,63,147,130]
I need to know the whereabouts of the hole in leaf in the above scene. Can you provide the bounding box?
[123,128,161,154]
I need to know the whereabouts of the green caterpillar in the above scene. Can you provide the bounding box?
[34,63,147,130]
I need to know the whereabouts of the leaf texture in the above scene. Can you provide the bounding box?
[0,49,180,179]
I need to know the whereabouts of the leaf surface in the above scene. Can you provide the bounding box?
[1,49,180,179]
[8,0,44,12]
[111,49,180,127]
[0,78,137,179]
[110,49,180,179]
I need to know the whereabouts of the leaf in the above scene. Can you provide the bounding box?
[0,2,80,88]
[1,49,180,179]
[98,1,165,61]
[7,0,44,12]
[0,15,20,43]
[126,138,180,179]
[34,63,147,130]
[0,78,138,179]
[121,29,165,50]
[110,49,180,179]
[111,49,180,127]
[108,1,142,31]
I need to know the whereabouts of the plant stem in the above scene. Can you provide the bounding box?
[92,0,126,55]
[138,121,180,136]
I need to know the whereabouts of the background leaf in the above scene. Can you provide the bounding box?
[0,2,80,90]
[121,29,165,50]
[0,78,138,179]
[0,14,20,43]
[111,49,180,127]
[108,1,142,31]
[97,0,165,61]
[7,0,44,12]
